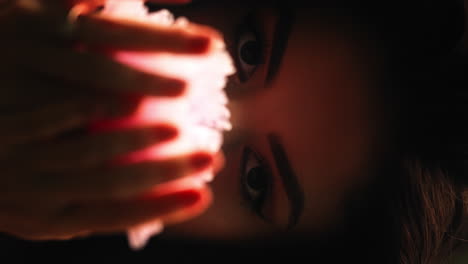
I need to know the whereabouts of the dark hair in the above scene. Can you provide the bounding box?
[338,1,468,263]
[269,1,468,263]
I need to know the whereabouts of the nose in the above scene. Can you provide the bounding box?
[222,97,252,152]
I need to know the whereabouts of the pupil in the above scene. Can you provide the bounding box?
[240,41,261,65]
[247,167,267,190]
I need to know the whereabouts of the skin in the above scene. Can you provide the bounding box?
[0,0,218,240]
[163,3,386,240]
[0,0,386,243]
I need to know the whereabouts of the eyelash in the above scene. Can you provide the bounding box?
[233,11,272,83]
[239,146,274,219]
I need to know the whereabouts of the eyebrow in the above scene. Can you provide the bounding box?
[267,133,305,230]
[266,5,295,85]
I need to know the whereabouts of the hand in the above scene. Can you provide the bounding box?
[0,0,220,240]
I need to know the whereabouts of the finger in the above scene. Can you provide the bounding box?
[0,71,113,112]
[23,125,178,171]
[0,187,203,240]
[2,152,214,203]
[0,97,110,146]
[213,151,226,174]
[0,201,72,240]
[68,152,214,201]
[10,42,186,96]
[8,0,200,47]
[75,14,212,53]
[156,183,212,226]
[0,92,133,146]
[52,189,202,234]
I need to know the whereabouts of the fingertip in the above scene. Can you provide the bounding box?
[126,188,203,215]
[164,189,203,208]
[160,185,212,225]
[213,151,226,174]
[198,184,213,210]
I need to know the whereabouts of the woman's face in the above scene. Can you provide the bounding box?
[163,2,384,240]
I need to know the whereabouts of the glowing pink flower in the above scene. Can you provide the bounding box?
[94,1,235,250]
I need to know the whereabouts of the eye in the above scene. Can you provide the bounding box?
[240,147,272,216]
[234,12,267,83]
[236,31,264,81]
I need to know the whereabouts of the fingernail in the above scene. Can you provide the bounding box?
[154,126,178,141]
[138,189,202,209]
[142,190,201,208]
[188,37,210,53]
[170,190,202,207]
[190,153,213,171]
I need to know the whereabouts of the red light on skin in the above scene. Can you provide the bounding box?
[89,91,220,184]
[127,183,212,250]
[89,97,170,132]
[90,0,234,250]
[90,95,191,161]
